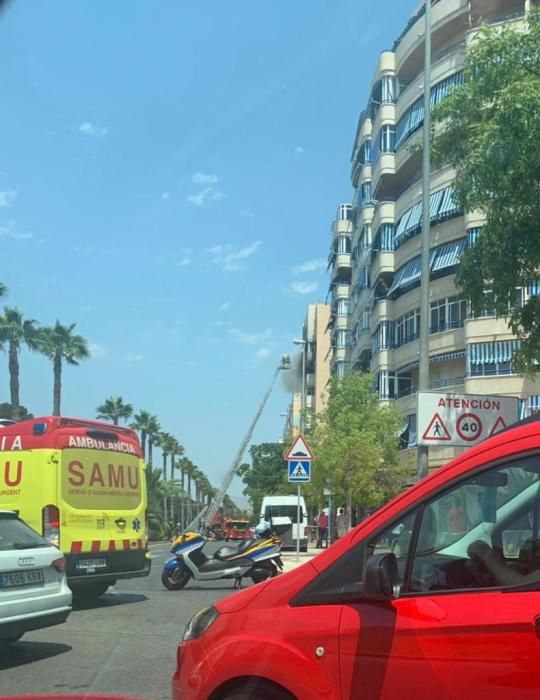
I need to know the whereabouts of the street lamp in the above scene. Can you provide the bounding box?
[293,339,307,432]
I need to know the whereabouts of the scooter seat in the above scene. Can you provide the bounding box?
[215,539,257,561]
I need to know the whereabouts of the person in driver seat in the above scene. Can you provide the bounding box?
[468,539,540,586]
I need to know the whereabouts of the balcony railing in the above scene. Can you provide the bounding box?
[429,376,465,389]
[396,384,417,399]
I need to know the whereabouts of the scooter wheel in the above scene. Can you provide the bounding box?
[161,566,191,590]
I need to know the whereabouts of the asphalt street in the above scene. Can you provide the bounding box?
[0,541,239,700]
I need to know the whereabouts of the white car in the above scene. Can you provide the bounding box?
[0,510,72,645]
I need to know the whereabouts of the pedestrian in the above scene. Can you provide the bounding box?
[316,511,329,548]
[336,508,347,539]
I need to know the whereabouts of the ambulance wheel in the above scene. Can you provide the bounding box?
[71,582,110,601]
[161,566,191,590]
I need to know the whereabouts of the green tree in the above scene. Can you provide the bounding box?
[0,307,40,420]
[145,414,161,473]
[96,395,133,425]
[309,372,404,527]
[131,410,160,465]
[431,9,540,371]
[238,442,289,518]
[156,432,174,480]
[0,283,7,298]
[0,402,33,421]
[37,321,89,416]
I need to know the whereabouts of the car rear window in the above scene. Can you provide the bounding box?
[0,515,49,551]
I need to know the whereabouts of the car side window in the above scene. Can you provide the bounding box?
[367,511,418,585]
[406,456,540,594]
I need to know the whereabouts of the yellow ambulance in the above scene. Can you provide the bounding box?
[0,416,151,600]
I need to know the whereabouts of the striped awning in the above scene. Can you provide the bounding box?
[467,227,482,246]
[430,350,466,363]
[528,281,540,297]
[431,238,466,272]
[388,255,421,296]
[469,340,521,365]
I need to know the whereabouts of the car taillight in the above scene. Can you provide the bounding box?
[42,505,60,547]
[51,556,65,573]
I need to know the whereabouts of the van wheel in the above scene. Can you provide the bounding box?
[71,582,110,602]
[161,566,191,590]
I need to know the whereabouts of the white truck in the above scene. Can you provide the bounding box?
[259,495,308,551]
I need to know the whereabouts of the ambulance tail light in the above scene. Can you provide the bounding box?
[42,505,60,548]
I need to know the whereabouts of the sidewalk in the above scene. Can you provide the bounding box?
[279,544,321,573]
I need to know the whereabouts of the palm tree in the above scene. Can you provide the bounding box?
[131,410,157,463]
[157,432,174,481]
[169,438,184,481]
[37,321,89,416]
[96,395,133,425]
[0,307,40,420]
[146,414,160,474]
[0,283,7,298]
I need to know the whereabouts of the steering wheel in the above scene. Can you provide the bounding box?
[466,550,491,587]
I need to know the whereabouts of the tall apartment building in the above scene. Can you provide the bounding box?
[285,304,331,436]
[327,204,353,378]
[345,0,540,470]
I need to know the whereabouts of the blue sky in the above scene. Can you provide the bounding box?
[0,1,413,502]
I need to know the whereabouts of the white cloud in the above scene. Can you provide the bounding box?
[88,342,107,359]
[295,145,305,154]
[125,353,143,363]
[187,187,212,206]
[187,173,223,205]
[204,240,261,272]
[230,327,272,346]
[292,258,326,274]
[78,121,109,138]
[0,190,17,208]
[161,192,170,200]
[192,171,219,185]
[255,347,271,360]
[220,301,232,311]
[291,280,319,295]
[176,255,191,267]
[0,221,32,240]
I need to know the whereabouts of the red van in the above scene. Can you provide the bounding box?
[173,415,540,699]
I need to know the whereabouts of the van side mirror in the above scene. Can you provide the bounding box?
[363,553,400,601]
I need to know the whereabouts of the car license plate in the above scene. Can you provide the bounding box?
[76,558,107,572]
[0,569,44,589]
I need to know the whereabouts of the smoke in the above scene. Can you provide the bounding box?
[281,352,303,393]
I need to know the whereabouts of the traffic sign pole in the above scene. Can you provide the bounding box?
[296,484,301,562]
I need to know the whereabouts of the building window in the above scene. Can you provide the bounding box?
[430,296,466,333]
[468,340,521,376]
[374,223,395,252]
[360,181,372,207]
[337,299,349,317]
[396,308,420,347]
[372,321,395,353]
[362,307,371,332]
[358,139,371,165]
[376,371,396,400]
[357,266,370,291]
[335,361,350,379]
[335,235,351,255]
[359,224,372,250]
[467,227,482,246]
[336,330,349,348]
[381,75,396,103]
[395,71,464,148]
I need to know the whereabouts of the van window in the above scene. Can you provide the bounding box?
[406,457,540,594]
[264,505,303,523]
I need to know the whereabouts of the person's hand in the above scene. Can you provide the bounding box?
[467,540,493,562]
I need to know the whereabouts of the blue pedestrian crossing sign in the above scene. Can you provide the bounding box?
[288,460,311,483]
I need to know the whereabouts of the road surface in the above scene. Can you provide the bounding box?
[0,541,237,699]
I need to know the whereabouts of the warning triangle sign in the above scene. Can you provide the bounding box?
[284,433,314,460]
[291,462,309,478]
[422,412,451,441]
[489,415,507,437]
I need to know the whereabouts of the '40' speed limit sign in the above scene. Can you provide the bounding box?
[456,413,483,442]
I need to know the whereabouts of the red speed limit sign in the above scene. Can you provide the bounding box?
[456,413,483,442]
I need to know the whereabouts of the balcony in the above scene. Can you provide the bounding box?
[331,283,351,302]
[334,314,350,331]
